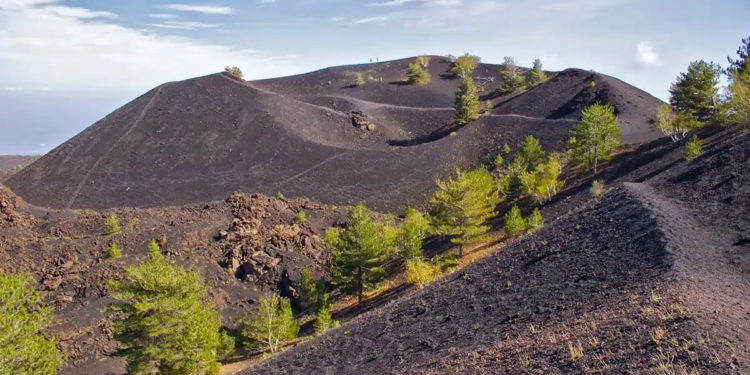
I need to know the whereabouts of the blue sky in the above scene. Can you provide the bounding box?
[0,0,748,154]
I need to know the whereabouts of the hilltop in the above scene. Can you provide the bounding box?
[6,56,663,212]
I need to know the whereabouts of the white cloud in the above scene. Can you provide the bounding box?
[636,41,662,67]
[43,6,116,18]
[4,87,23,91]
[0,1,300,92]
[148,13,179,19]
[329,16,346,22]
[149,21,220,29]
[258,0,277,4]
[369,0,460,6]
[352,15,395,24]
[156,4,234,15]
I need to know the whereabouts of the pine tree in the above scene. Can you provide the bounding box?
[517,135,545,171]
[313,293,339,335]
[526,208,544,234]
[297,268,317,312]
[503,205,526,238]
[669,60,722,124]
[525,59,548,87]
[0,273,65,375]
[727,35,750,76]
[567,104,622,173]
[406,61,432,85]
[147,238,160,258]
[498,56,522,94]
[109,242,122,259]
[725,57,750,124]
[396,207,431,260]
[429,167,498,257]
[451,53,480,78]
[354,72,365,86]
[454,75,481,124]
[330,203,391,305]
[242,294,299,353]
[108,243,231,375]
[105,214,121,235]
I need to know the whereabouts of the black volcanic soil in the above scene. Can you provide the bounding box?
[245,125,750,375]
[0,154,39,181]
[6,56,663,211]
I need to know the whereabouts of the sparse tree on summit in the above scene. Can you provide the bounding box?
[108,241,233,375]
[417,55,431,68]
[354,72,366,86]
[330,202,391,305]
[429,167,498,258]
[406,60,432,85]
[451,53,481,78]
[668,60,722,125]
[567,104,621,173]
[498,56,522,94]
[0,273,66,375]
[454,75,481,124]
[525,59,547,88]
[224,66,243,79]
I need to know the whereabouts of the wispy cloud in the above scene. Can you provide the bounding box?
[636,41,662,67]
[329,16,346,23]
[4,87,23,91]
[148,13,179,19]
[149,21,220,30]
[352,15,395,24]
[258,0,277,4]
[156,4,235,15]
[43,6,117,19]
[0,1,299,92]
[369,0,461,6]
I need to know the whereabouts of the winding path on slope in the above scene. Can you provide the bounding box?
[316,94,580,122]
[623,182,750,354]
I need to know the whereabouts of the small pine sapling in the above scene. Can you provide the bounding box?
[105,214,121,235]
[590,179,605,198]
[503,205,526,238]
[526,208,544,234]
[108,243,122,259]
[685,135,703,161]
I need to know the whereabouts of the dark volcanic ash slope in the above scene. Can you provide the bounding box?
[8,57,663,211]
[246,126,750,375]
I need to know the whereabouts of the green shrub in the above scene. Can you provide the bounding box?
[406,61,432,85]
[485,100,493,115]
[324,227,340,247]
[276,191,284,199]
[396,207,431,260]
[685,135,703,161]
[296,211,307,223]
[108,243,122,259]
[590,179,605,198]
[105,214,121,235]
[503,205,526,238]
[526,208,544,234]
[0,273,66,374]
[405,257,438,289]
[590,81,596,87]
[354,72,365,86]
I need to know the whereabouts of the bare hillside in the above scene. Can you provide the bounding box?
[6,57,663,211]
